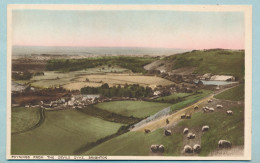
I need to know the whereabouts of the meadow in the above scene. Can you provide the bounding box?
[11,107,41,134]
[84,128,183,156]
[214,84,244,101]
[95,101,171,118]
[11,109,123,155]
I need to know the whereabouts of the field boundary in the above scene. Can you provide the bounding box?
[11,108,45,135]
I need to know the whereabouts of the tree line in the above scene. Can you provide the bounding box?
[81,83,153,98]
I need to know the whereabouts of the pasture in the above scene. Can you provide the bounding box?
[214,84,244,101]
[95,101,171,118]
[11,109,123,155]
[177,106,244,156]
[11,107,41,133]
[84,128,183,156]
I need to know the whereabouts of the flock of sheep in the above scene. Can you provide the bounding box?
[148,98,233,155]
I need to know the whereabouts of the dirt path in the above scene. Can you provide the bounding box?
[131,85,239,132]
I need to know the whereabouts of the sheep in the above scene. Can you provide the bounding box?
[208,99,213,103]
[183,128,189,134]
[226,110,233,115]
[164,129,172,136]
[150,144,165,153]
[158,145,165,153]
[216,104,223,109]
[194,105,199,110]
[193,144,201,153]
[181,114,186,119]
[209,108,215,112]
[144,129,151,133]
[150,144,159,152]
[202,125,209,132]
[186,114,192,119]
[203,108,208,113]
[187,133,196,139]
[218,140,232,148]
[184,145,193,153]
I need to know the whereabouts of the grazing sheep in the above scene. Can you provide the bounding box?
[166,118,169,124]
[186,114,192,119]
[187,133,196,139]
[218,140,232,148]
[150,144,165,153]
[181,114,186,119]
[202,125,209,132]
[194,106,199,110]
[227,110,233,115]
[150,144,159,152]
[183,128,189,134]
[216,104,223,109]
[158,145,165,153]
[184,145,193,153]
[203,108,208,113]
[164,129,172,136]
[209,108,215,112]
[193,144,201,153]
[144,129,151,133]
[208,99,213,103]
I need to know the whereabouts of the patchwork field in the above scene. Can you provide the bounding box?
[72,73,174,90]
[11,109,123,155]
[95,101,171,118]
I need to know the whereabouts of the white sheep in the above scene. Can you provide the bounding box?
[187,133,196,139]
[218,140,232,148]
[183,128,189,134]
[164,129,172,136]
[216,104,223,109]
[226,110,233,115]
[209,108,215,112]
[184,145,193,153]
[202,125,209,132]
[193,144,201,153]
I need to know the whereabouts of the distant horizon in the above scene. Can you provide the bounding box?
[12,45,244,51]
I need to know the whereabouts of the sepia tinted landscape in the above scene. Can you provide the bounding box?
[10,7,247,158]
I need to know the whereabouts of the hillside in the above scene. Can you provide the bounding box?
[167,49,245,80]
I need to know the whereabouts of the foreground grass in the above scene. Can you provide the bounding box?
[11,107,41,133]
[214,84,244,101]
[168,49,244,80]
[84,128,182,156]
[11,109,123,155]
[95,101,171,118]
[177,106,244,156]
[170,89,212,112]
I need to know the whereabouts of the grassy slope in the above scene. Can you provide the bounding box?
[11,109,123,155]
[154,92,191,102]
[84,128,182,156]
[177,106,244,156]
[170,90,212,112]
[95,101,171,118]
[168,49,244,80]
[11,107,41,133]
[214,84,244,101]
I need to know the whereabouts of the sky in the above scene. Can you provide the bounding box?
[12,10,245,50]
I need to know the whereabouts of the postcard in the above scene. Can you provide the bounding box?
[6,4,252,160]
